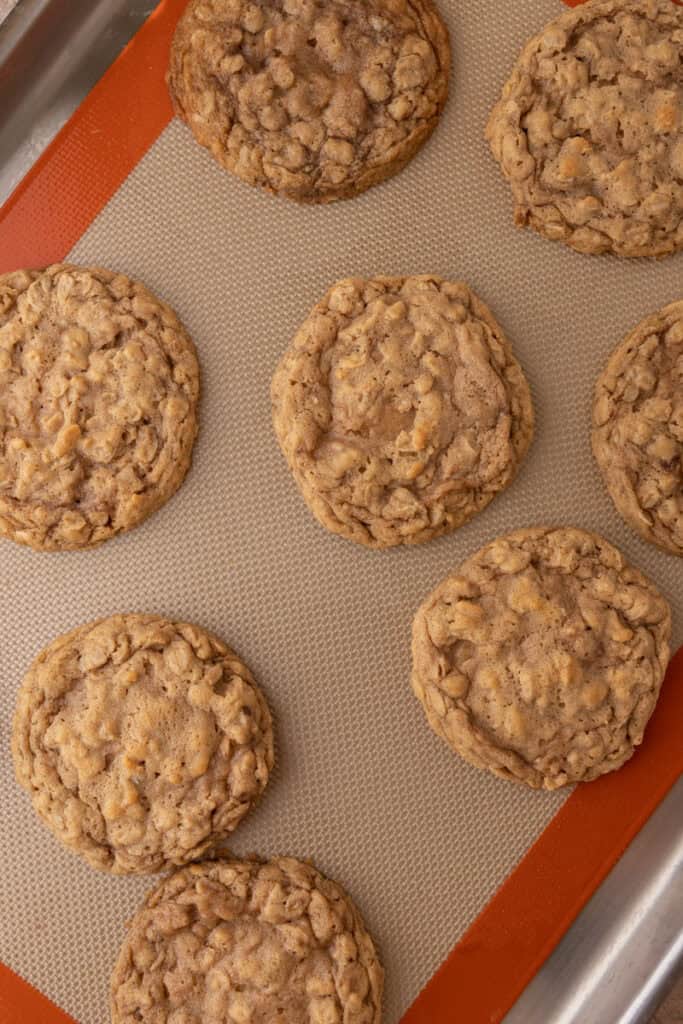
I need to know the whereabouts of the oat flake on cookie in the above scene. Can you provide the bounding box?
[271,275,534,548]
[0,264,199,551]
[412,527,671,789]
[12,614,274,874]
[487,0,683,257]
[110,857,383,1024]
[168,0,450,202]
[593,301,683,556]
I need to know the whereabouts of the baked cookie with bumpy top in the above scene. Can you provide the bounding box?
[168,0,450,203]
[12,614,273,874]
[412,527,670,789]
[110,856,383,1024]
[593,301,683,555]
[272,275,534,548]
[0,265,199,550]
[487,0,683,258]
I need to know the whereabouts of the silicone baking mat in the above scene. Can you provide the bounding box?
[0,1,681,1022]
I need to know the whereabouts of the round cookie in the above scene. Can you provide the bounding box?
[0,265,199,551]
[271,276,534,548]
[110,857,384,1024]
[12,614,274,873]
[593,301,683,555]
[412,527,671,789]
[168,0,450,203]
[486,0,683,258]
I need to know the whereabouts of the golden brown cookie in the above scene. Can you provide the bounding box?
[412,527,671,789]
[487,0,683,257]
[110,857,384,1024]
[272,275,534,548]
[12,614,274,873]
[593,301,683,555]
[168,0,450,203]
[0,265,199,550]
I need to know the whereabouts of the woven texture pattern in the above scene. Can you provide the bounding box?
[1,2,682,1022]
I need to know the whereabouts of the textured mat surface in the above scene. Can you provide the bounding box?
[0,2,682,1022]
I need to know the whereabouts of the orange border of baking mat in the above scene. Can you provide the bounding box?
[0,964,76,1024]
[0,1,681,1022]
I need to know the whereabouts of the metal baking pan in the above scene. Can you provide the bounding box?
[0,2,681,1022]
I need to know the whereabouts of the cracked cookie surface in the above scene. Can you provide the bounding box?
[487,0,683,257]
[12,614,274,874]
[110,856,383,1024]
[0,265,199,551]
[593,301,683,555]
[412,527,671,789]
[271,276,534,548]
[168,0,450,202]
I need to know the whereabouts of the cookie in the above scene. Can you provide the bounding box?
[12,614,273,873]
[593,302,683,555]
[168,0,450,203]
[110,856,384,1024]
[486,0,683,258]
[0,265,199,551]
[412,527,671,789]
[271,276,534,548]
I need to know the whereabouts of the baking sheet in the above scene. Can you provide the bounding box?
[0,2,682,1022]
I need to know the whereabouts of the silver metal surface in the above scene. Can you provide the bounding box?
[0,2,681,1021]
[505,777,683,1024]
[0,0,156,204]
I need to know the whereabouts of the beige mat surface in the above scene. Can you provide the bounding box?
[0,1,18,25]
[0,2,681,1022]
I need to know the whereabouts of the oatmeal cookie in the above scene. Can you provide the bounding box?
[487,0,683,257]
[271,276,534,548]
[110,856,384,1024]
[168,0,450,203]
[12,614,273,873]
[412,527,671,789]
[593,301,683,555]
[0,265,199,551]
